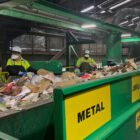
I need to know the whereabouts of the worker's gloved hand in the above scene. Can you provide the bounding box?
[91,65,97,71]
[18,71,27,76]
[74,68,80,76]
[93,65,97,70]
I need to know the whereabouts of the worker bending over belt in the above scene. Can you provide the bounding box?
[75,50,97,74]
[6,46,37,76]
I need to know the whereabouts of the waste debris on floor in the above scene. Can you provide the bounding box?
[0,60,138,112]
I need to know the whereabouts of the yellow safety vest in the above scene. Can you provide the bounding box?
[6,57,30,71]
[76,57,96,67]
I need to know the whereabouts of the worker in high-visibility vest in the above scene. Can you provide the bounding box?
[75,50,97,74]
[6,46,37,76]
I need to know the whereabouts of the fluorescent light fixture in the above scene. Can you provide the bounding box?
[121,33,131,38]
[97,5,102,8]
[100,10,106,14]
[132,16,139,21]
[119,20,129,25]
[110,0,131,10]
[81,5,94,13]
[81,24,97,28]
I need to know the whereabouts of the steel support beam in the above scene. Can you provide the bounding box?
[32,1,140,37]
[66,31,96,67]
[0,0,34,9]
[0,9,104,35]
[1,0,140,37]
[70,40,96,45]
[106,33,122,62]
[121,38,140,42]
[66,33,71,69]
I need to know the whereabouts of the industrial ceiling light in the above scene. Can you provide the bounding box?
[81,5,94,13]
[108,9,113,13]
[97,5,102,9]
[81,24,97,28]
[128,23,134,26]
[100,10,106,14]
[109,0,132,10]
[121,33,131,38]
[119,20,129,25]
[132,16,139,21]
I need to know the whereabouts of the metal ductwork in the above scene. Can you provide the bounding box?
[135,22,140,33]
[112,8,140,60]
[112,8,140,32]
[112,8,140,25]
[112,7,140,37]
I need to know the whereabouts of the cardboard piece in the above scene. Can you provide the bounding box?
[61,72,76,80]
[37,69,51,76]
[55,79,79,87]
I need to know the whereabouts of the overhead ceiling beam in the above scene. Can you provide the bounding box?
[0,0,140,37]
[0,27,65,38]
[121,37,140,42]
[0,9,105,35]
[31,1,140,37]
[0,0,35,9]
[58,0,67,4]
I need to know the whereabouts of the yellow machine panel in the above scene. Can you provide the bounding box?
[64,84,111,140]
[132,75,140,103]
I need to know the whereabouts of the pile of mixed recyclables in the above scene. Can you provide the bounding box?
[0,69,83,112]
[0,60,137,112]
[89,60,137,80]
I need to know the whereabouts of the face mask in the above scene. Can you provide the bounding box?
[11,54,19,60]
[84,57,88,59]
[84,54,89,58]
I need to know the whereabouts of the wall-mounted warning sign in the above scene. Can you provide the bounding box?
[136,110,140,130]
[64,84,111,140]
[132,75,140,103]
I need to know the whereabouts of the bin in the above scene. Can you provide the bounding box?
[0,99,54,140]
[30,61,63,75]
[54,70,140,140]
[0,70,140,140]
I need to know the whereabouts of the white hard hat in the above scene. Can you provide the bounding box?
[85,50,90,54]
[84,50,90,57]
[12,46,22,53]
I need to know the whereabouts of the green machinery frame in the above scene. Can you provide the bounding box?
[0,1,140,140]
[30,61,63,74]
[0,99,54,140]
[54,70,140,140]
[122,38,140,43]
[66,32,96,67]
[0,131,18,140]
[0,0,140,66]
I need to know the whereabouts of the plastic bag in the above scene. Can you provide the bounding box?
[3,83,20,96]
[31,75,43,85]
